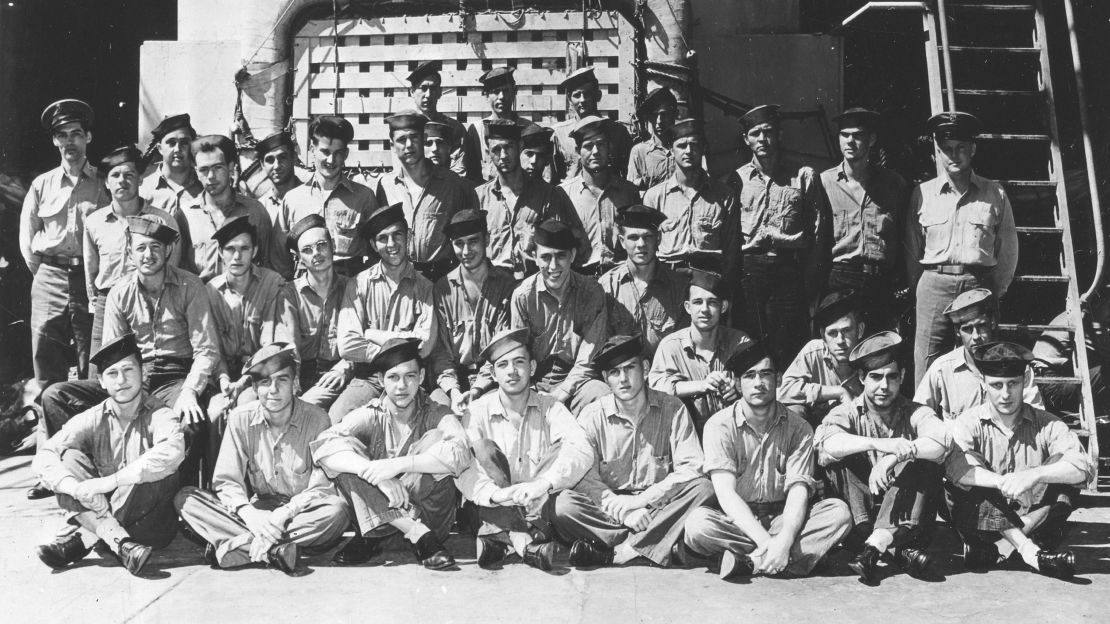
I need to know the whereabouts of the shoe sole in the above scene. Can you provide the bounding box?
[719,551,752,580]
[423,556,457,571]
[273,544,298,573]
[525,544,555,572]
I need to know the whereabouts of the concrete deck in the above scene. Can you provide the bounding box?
[1,453,1105,623]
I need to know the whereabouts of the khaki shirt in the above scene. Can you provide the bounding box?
[643,172,739,270]
[476,175,588,274]
[550,117,633,183]
[207,265,298,377]
[726,159,826,254]
[140,167,203,217]
[598,261,688,359]
[19,162,107,269]
[431,263,516,395]
[291,271,348,366]
[559,173,641,270]
[280,175,376,261]
[820,162,908,267]
[376,164,479,265]
[627,136,675,192]
[648,326,753,425]
[336,261,436,365]
[778,338,862,420]
[83,202,180,294]
[177,191,288,281]
[815,395,948,468]
[913,346,1043,420]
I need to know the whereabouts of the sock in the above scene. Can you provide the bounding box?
[402,521,431,544]
[508,531,531,558]
[1017,540,1041,570]
[865,528,895,553]
[613,540,639,565]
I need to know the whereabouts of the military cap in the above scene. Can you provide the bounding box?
[243,343,299,381]
[667,118,705,142]
[385,110,428,133]
[943,288,995,325]
[848,331,902,371]
[616,204,666,232]
[360,203,407,240]
[484,119,522,141]
[533,219,578,251]
[41,99,93,132]
[444,209,487,240]
[91,333,142,371]
[688,267,728,299]
[636,87,678,119]
[97,145,145,178]
[970,341,1034,378]
[569,115,610,144]
[833,107,881,131]
[521,124,554,150]
[561,66,598,92]
[739,104,782,132]
[126,215,178,245]
[424,121,453,140]
[151,113,194,141]
[479,327,531,365]
[591,334,643,372]
[724,341,773,376]
[212,215,257,247]
[310,115,355,143]
[479,67,516,91]
[927,111,982,141]
[192,134,237,166]
[814,289,861,330]
[255,130,296,158]
[368,337,422,374]
[408,60,443,86]
[287,213,328,250]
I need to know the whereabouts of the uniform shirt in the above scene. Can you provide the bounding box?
[83,202,180,295]
[550,117,634,182]
[455,389,594,506]
[336,260,436,365]
[574,389,704,506]
[103,264,221,394]
[280,175,376,261]
[914,346,1044,420]
[627,136,675,192]
[643,172,740,270]
[431,263,516,395]
[725,159,827,254]
[376,163,479,265]
[257,178,303,224]
[702,400,817,504]
[477,174,588,273]
[177,191,287,281]
[466,114,534,182]
[19,162,107,268]
[207,265,298,377]
[815,395,948,468]
[34,393,184,491]
[311,393,470,478]
[905,171,1019,295]
[778,338,863,419]
[559,173,640,269]
[140,167,204,217]
[820,162,908,267]
[510,271,608,396]
[598,261,688,359]
[214,398,337,516]
[422,110,472,179]
[649,326,753,423]
[291,271,348,368]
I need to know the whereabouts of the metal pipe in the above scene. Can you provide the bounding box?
[1064,0,1106,302]
[837,1,929,31]
[935,0,956,111]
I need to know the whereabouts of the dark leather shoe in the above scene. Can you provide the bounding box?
[892,546,932,579]
[203,543,219,567]
[568,539,613,568]
[118,539,153,576]
[26,482,53,500]
[333,536,383,566]
[848,545,881,584]
[476,536,509,569]
[523,541,555,572]
[670,541,713,569]
[719,550,755,581]
[268,542,298,574]
[36,533,90,569]
[1036,549,1076,579]
[413,533,456,570]
[963,541,1000,571]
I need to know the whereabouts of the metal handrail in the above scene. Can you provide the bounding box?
[935,0,956,111]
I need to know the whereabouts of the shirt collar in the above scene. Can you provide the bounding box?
[680,326,729,356]
[487,389,544,421]
[295,270,343,295]
[979,402,1036,425]
[249,400,305,429]
[309,174,352,193]
[599,390,659,427]
[733,400,786,432]
[938,170,983,195]
[535,270,579,295]
[367,259,417,281]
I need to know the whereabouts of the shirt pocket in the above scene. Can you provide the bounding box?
[652,453,673,483]
[659,217,680,234]
[772,186,804,233]
[963,204,999,255]
[919,205,951,252]
[36,189,71,219]
[693,214,722,249]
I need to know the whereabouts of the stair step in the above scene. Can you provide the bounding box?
[1000,179,1056,187]
[1013,275,1069,283]
[1016,226,1063,234]
[947,88,1039,96]
[977,133,1050,141]
[946,3,1035,11]
[945,45,1041,54]
[998,323,1074,332]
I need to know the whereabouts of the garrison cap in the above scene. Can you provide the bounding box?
[636,87,678,119]
[212,215,256,247]
[255,130,296,158]
[616,204,666,231]
[479,67,516,90]
[90,333,142,371]
[360,203,407,240]
[943,288,995,325]
[480,327,531,365]
[288,213,328,250]
[833,107,881,131]
[927,111,982,141]
[970,341,1034,378]
[591,334,643,372]
[151,113,193,141]
[97,145,145,177]
[569,115,610,144]
[739,104,781,132]
[484,118,522,141]
[243,343,298,381]
[667,118,704,142]
[814,289,861,330]
[126,215,178,245]
[385,110,428,133]
[848,331,902,371]
[423,121,453,140]
[444,209,487,240]
[521,124,554,150]
[724,341,772,376]
[41,99,93,132]
[310,115,355,143]
[561,66,598,92]
[368,337,422,374]
[688,267,728,300]
[407,59,443,86]
[533,219,578,251]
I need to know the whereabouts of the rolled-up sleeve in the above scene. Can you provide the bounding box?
[428,413,471,477]
[783,420,817,493]
[337,277,375,362]
[34,411,96,490]
[909,406,951,458]
[945,413,983,481]
[536,402,595,492]
[814,405,855,467]
[701,412,738,475]
[311,408,377,478]
[1044,419,1094,482]
[648,335,688,394]
[779,346,823,405]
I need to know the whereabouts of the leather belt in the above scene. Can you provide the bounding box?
[833,261,886,276]
[37,253,82,268]
[926,264,985,276]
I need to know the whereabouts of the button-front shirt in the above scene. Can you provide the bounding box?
[574,390,705,506]
[256,178,303,224]
[291,271,348,367]
[649,326,753,426]
[177,191,287,281]
[281,175,376,261]
[311,393,470,478]
[34,392,184,492]
[821,162,908,267]
[83,202,180,295]
[214,398,338,516]
[778,338,863,421]
[337,260,436,365]
[477,175,588,274]
[627,135,675,192]
[598,261,688,359]
[19,162,107,269]
[466,114,534,182]
[431,263,516,394]
[560,173,640,270]
[455,389,594,506]
[140,167,203,217]
[726,159,827,254]
[815,395,948,468]
[913,345,1044,420]
[702,400,817,503]
[376,164,479,265]
[103,264,221,394]
[643,172,740,270]
[550,117,634,183]
[905,171,1018,295]
[207,265,298,377]
[423,110,472,180]
[511,271,608,396]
